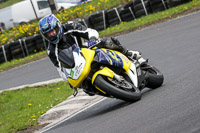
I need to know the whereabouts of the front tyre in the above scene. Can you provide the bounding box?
[94,75,141,102]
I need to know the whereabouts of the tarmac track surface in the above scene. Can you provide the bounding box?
[0,57,59,91]
[42,11,200,133]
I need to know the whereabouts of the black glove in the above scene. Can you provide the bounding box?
[111,37,121,46]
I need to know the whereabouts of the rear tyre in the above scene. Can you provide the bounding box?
[143,64,164,89]
[94,75,141,102]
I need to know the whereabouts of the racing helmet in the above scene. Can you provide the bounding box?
[39,14,63,44]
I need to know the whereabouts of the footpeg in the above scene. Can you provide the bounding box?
[73,88,78,97]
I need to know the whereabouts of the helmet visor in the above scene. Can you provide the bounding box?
[43,23,60,42]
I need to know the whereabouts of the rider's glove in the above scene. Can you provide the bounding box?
[111,37,121,46]
[88,37,97,47]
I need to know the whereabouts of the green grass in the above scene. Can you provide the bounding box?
[0,50,47,72]
[0,81,73,133]
[0,0,24,9]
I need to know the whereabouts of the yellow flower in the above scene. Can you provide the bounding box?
[69,9,73,13]
[35,27,39,31]
[1,37,7,44]
[31,115,36,118]
[34,49,37,52]
[97,2,101,6]
[0,34,4,37]
[28,103,32,106]
[57,88,61,90]
[32,119,36,121]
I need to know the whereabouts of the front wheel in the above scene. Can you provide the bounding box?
[94,75,141,102]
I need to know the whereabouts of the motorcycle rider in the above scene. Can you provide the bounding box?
[39,14,143,94]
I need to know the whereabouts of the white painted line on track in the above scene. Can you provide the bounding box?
[37,97,107,133]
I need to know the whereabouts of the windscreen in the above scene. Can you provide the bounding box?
[58,47,75,68]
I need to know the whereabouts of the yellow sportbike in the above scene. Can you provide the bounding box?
[58,44,164,102]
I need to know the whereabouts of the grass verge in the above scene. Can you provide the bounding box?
[0,51,47,72]
[0,81,73,133]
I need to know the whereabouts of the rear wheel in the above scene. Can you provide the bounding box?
[94,75,141,102]
[142,64,164,89]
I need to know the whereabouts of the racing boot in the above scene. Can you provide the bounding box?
[126,50,142,60]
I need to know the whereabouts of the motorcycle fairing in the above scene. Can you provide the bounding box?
[94,49,123,68]
[94,48,132,72]
[58,47,75,69]
[91,67,115,84]
[67,48,95,88]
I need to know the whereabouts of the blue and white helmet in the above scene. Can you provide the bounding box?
[39,14,63,44]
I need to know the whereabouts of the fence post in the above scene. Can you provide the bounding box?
[19,39,26,57]
[129,7,136,19]
[82,19,88,28]
[102,10,106,30]
[114,8,122,23]
[2,45,7,62]
[42,37,47,50]
[161,0,168,10]
[141,0,148,15]
[23,38,29,56]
